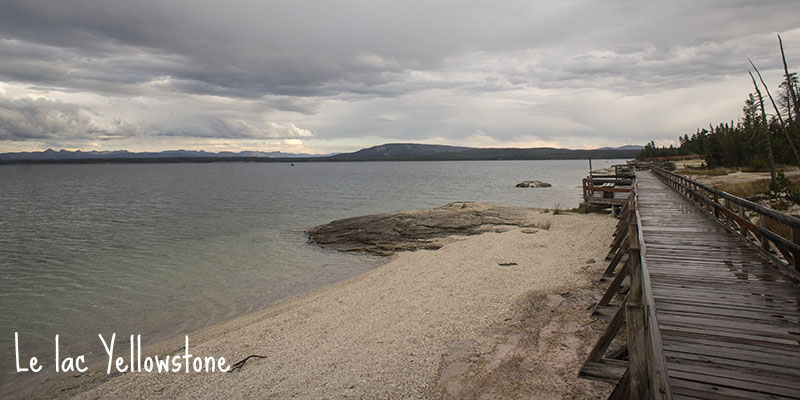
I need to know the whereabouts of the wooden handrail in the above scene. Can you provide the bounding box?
[627,181,671,399]
[635,208,672,400]
[651,166,800,276]
[590,186,634,193]
[653,167,800,228]
[582,166,637,205]
[581,181,672,399]
[582,178,634,202]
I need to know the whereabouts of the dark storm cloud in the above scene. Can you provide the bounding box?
[0,0,799,149]
[10,0,790,100]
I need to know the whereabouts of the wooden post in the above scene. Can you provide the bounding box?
[793,227,800,272]
[625,211,650,399]
[759,215,770,251]
[626,303,649,399]
[724,198,731,230]
[583,179,588,202]
[625,246,649,399]
[739,206,747,239]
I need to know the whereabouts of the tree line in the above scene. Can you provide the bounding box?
[638,35,800,183]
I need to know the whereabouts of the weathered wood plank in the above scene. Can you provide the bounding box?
[652,294,800,312]
[665,351,800,380]
[662,333,800,357]
[670,378,797,400]
[667,362,800,391]
[668,369,800,398]
[661,341,800,369]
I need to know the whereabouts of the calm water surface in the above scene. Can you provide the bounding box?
[0,159,623,393]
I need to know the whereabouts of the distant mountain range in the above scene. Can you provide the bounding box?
[0,143,643,164]
[0,148,326,161]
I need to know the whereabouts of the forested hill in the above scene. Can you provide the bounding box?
[327,143,642,161]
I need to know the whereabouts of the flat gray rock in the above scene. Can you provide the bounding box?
[306,202,544,256]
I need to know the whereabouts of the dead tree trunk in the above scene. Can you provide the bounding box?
[780,35,800,126]
[750,71,777,183]
[750,59,800,169]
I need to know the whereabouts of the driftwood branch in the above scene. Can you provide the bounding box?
[229,354,268,372]
[749,70,777,182]
[749,58,800,169]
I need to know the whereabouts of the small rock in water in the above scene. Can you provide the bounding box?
[515,180,552,188]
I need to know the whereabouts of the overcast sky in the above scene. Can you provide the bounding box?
[1,0,799,154]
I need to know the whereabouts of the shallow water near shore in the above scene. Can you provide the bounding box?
[0,159,623,394]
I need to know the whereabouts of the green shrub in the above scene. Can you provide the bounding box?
[766,169,800,201]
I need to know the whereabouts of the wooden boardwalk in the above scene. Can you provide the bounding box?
[637,170,800,399]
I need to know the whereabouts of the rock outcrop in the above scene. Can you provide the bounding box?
[306,202,546,256]
[515,181,551,188]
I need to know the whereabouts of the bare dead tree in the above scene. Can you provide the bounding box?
[750,59,800,169]
[750,70,777,182]
[779,35,800,126]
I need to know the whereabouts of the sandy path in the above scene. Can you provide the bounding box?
[57,208,615,399]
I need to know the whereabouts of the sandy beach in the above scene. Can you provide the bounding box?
[44,205,616,399]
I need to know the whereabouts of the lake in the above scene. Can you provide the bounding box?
[0,159,624,394]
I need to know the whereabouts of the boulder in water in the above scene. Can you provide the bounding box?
[515,180,551,188]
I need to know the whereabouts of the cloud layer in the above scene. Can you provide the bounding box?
[1,0,799,152]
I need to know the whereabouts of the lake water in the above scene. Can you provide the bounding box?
[0,159,623,394]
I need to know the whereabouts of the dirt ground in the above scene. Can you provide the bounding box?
[435,269,613,400]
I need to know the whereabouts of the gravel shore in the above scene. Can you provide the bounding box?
[58,205,615,399]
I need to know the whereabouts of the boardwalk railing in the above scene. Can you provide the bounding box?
[582,174,634,204]
[582,165,636,210]
[580,185,672,399]
[651,166,800,279]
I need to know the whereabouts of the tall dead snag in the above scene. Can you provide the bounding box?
[750,70,777,182]
[779,35,800,126]
[750,59,800,169]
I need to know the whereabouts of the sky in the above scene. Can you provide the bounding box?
[0,1,799,154]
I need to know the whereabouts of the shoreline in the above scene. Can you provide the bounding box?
[25,204,616,399]
[21,250,398,400]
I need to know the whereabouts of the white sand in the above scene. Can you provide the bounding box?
[62,209,615,399]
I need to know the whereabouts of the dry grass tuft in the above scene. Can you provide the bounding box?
[740,165,771,173]
[763,215,792,242]
[714,179,771,199]
[679,167,736,176]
